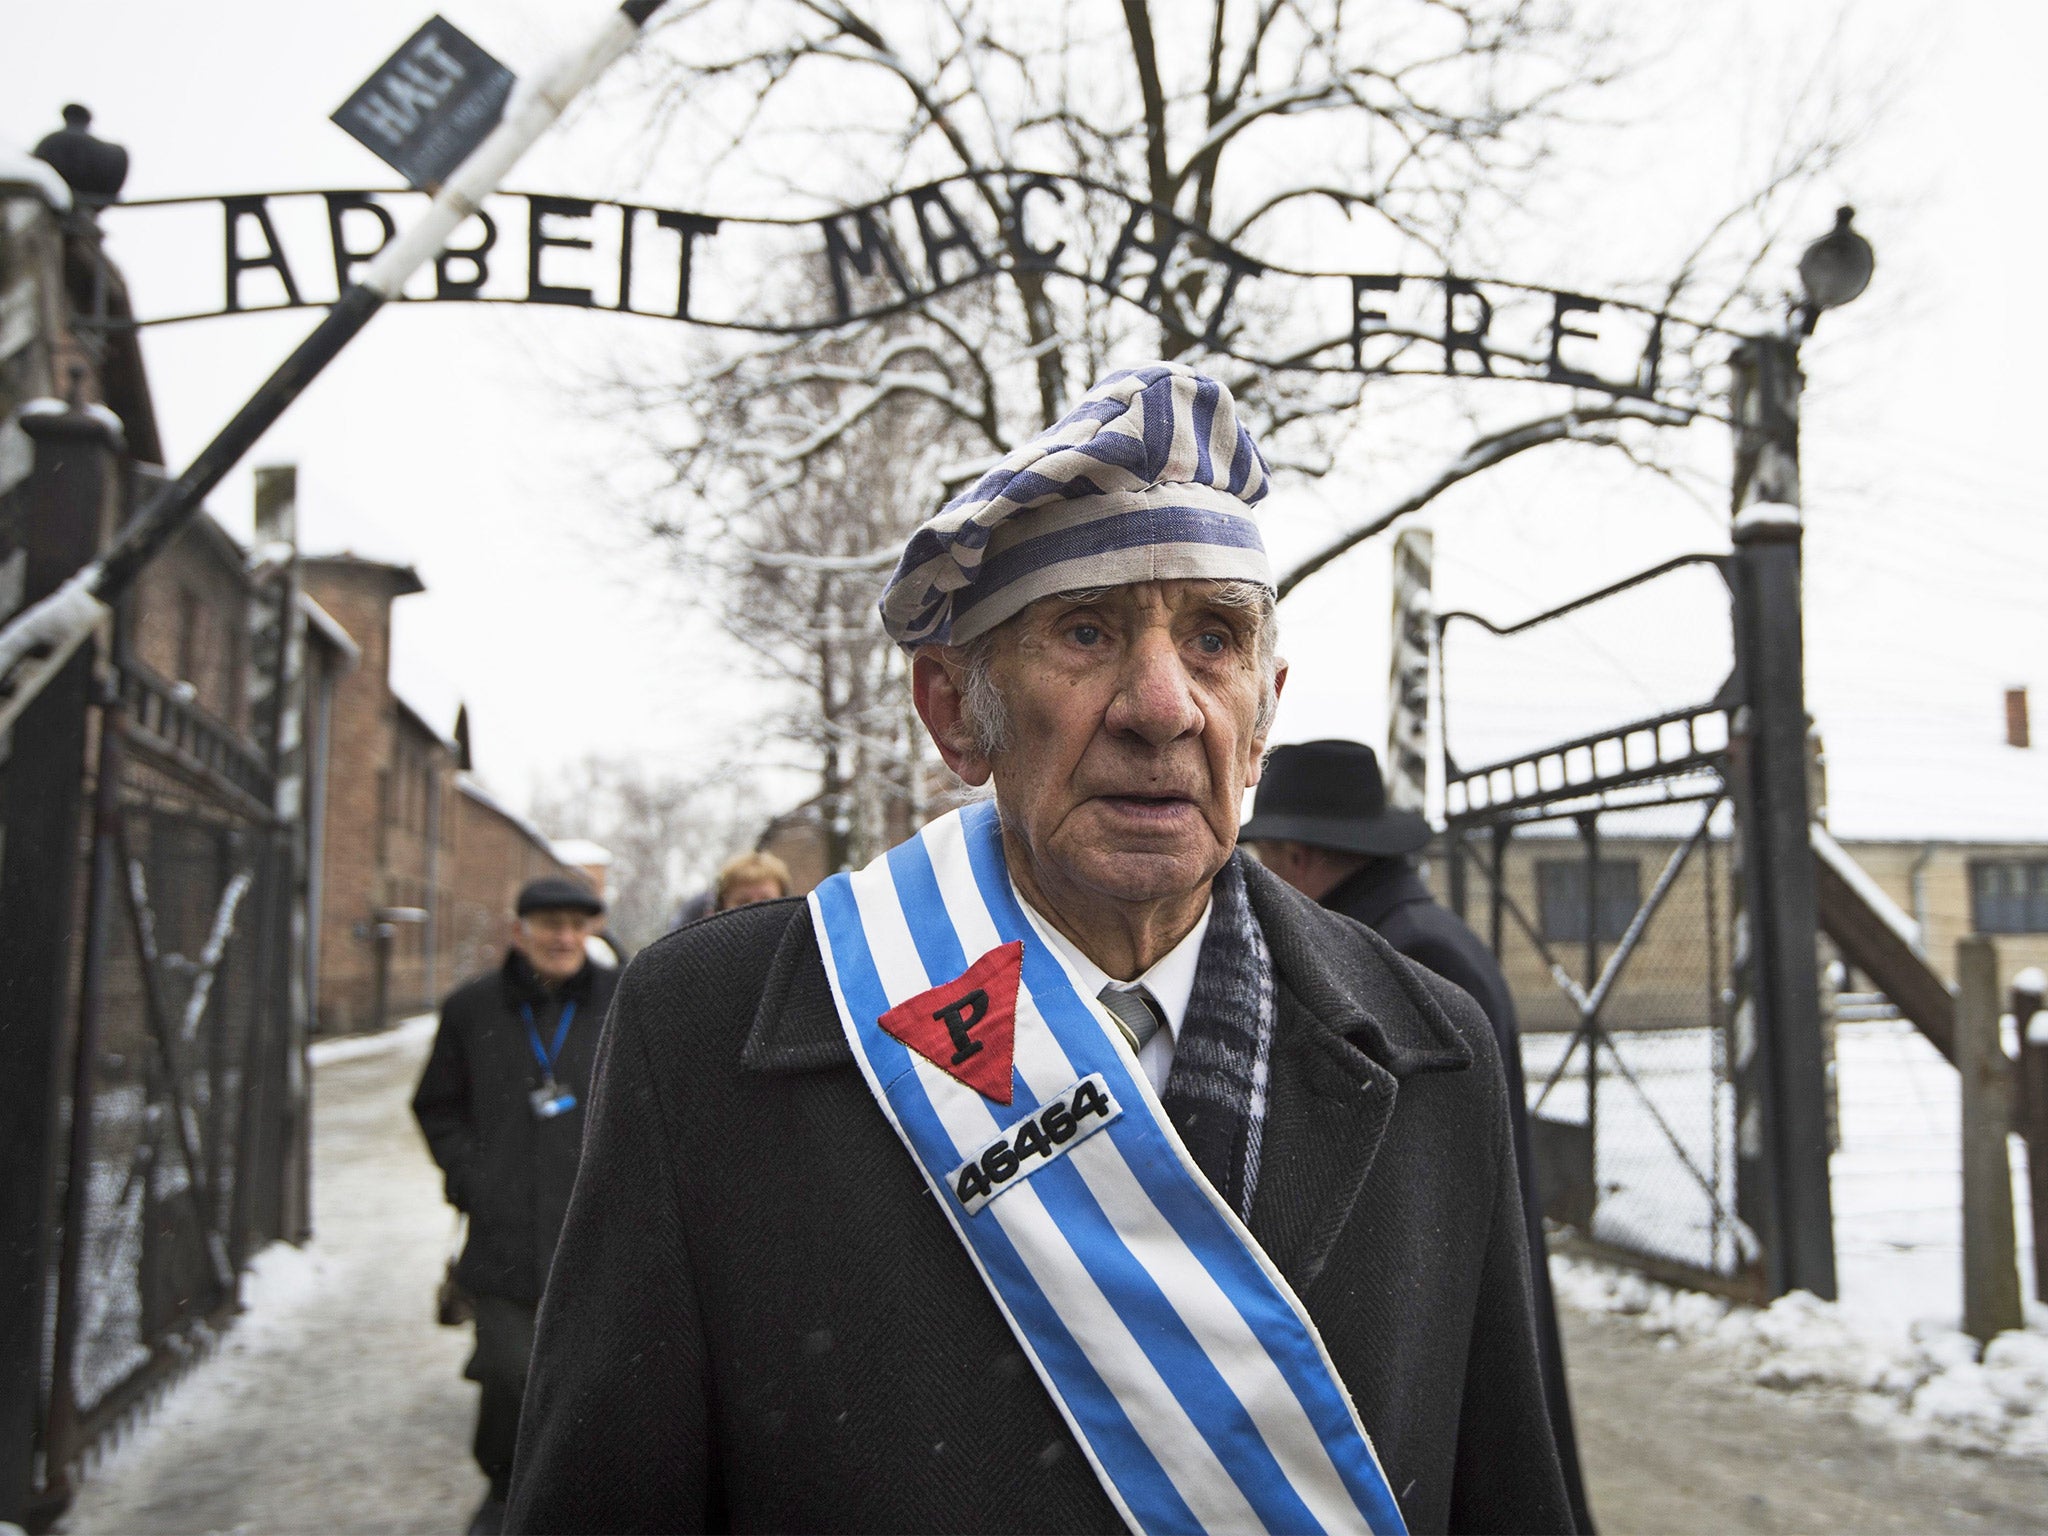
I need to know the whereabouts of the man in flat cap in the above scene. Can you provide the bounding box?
[413,874,614,1535]
[509,364,1570,1535]
[1243,739,1591,1532]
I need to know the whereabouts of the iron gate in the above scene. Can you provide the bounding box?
[39,654,298,1484]
[1439,558,1770,1298]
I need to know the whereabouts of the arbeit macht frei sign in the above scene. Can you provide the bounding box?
[102,174,1729,411]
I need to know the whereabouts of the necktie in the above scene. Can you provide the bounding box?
[1098,983,1164,1054]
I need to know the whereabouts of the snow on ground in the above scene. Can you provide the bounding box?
[306,1010,439,1066]
[1544,1015,2048,1463]
[1832,1017,2038,1334]
[60,1014,481,1536]
[1553,1258,2048,1460]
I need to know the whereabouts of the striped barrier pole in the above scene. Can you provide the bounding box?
[0,0,671,739]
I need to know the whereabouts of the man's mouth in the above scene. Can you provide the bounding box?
[1096,791,1197,820]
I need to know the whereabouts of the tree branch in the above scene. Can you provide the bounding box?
[1276,400,1694,599]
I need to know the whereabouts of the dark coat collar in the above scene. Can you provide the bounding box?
[1239,856,1471,1079]
[739,872,1473,1294]
[739,869,1471,1084]
[1320,857,1432,931]
[739,899,851,1073]
[501,948,596,1009]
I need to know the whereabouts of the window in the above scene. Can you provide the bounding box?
[1971,859,2048,935]
[1537,858,1641,944]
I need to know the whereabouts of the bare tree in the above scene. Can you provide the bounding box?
[593,1,1871,866]
[530,757,764,950]
[608,308,991,870]
[625,0,1633,428]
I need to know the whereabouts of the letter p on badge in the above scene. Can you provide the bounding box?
[877,940,1021,1103]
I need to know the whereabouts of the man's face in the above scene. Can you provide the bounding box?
[1244,839,1350,903]
[923,580,1283,909]
[513,907,596,984]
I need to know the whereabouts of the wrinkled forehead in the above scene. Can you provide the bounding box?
[1009,578,1263,628]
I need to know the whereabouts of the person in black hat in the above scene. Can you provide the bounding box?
[412,874,616,1535]
[1243,739,1593,1534]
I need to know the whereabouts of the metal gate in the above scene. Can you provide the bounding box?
[39,652,299,1486]
[1439,557,1768,1297]
[1,406,312,1523]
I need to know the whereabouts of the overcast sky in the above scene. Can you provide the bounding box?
[8,0,2044,845]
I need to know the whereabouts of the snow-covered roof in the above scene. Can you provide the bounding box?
[1822,720,2048,844]
[551,837,613,867]
[457,771,558,860]
[300,551,425,595]
[392,692,455,752]
[298,592,360,667]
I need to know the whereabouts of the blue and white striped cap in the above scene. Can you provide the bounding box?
[881,362,1272,648]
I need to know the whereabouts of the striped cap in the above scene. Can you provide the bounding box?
[881,362,1271,648]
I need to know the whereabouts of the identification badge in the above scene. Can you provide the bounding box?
[949,1074,1121,1215]
[529,1079,578,1120]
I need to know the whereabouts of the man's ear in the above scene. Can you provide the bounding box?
[1245,659,1289,785]
[912,648,992,786]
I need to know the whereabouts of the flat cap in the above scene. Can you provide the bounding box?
[880,362,1271,649]
[516,875,603,916]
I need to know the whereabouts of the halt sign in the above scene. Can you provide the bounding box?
[331,16,515,190]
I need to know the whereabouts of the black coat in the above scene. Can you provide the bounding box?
[412,952,617,1303]
[1323,860,1590,1534]
[506,860,1569,1535]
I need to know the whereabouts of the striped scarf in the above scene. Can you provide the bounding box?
[1161,853,1276,1220]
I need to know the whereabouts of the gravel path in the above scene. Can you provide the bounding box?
[59,1021,485,1536]
[53,1018,2048,1535]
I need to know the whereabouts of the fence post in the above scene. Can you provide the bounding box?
[1956,936,2022,1343]
[0,404,122,1526]
[2015,974,2048,1304]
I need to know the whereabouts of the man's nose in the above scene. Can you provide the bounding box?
[1105,628,1202,746]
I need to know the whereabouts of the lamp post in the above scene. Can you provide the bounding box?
[1728,208,1873,1301]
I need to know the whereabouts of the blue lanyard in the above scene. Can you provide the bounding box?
[521,998,577,1079]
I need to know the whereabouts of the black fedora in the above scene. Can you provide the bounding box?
[1239,739,1430,857]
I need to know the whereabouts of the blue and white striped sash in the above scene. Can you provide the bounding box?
[808,800,1406,1535]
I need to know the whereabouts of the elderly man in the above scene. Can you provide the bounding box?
[507,365,1570,1535]
[414,874,616,1535]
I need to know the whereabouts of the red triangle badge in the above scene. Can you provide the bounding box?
[877,940,1022,1104]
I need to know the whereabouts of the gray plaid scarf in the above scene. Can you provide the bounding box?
[1158,854,1276,1220]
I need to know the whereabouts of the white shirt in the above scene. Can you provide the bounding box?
[1013,884,1212,1095]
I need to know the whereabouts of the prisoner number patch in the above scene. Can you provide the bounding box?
[951,1074,1121,1215]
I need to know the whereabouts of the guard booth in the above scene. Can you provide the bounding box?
[0,158,349,1525]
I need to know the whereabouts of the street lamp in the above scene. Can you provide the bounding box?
[1796,207,1876,334]
[1724,204,1876,1302]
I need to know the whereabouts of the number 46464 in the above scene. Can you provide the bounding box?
[951,1075,1119,1213]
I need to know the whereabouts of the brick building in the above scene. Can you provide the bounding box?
[127,510,252,730]
[298,555,584,1033]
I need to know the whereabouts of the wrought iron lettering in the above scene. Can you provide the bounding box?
[109,176,1732,412]
[222,196,303,313]
[527,194,596,307]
